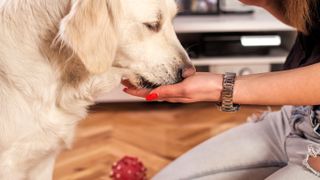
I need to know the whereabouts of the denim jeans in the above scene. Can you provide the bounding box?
[153,106,320,180]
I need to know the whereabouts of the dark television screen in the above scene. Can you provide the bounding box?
[176,0,219,15]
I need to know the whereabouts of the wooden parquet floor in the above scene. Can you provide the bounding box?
[53,102,273,180]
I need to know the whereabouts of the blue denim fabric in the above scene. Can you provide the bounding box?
[290,106,320,143]
[154,106,320,180]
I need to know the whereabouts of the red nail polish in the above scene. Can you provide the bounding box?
[123,88,128,92]
[146,93,159,101]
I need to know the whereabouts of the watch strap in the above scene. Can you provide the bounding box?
[219,72,240,112]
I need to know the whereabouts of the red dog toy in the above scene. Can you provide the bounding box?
[110,156,147,180]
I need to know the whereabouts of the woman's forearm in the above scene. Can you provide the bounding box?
[234,63,320,105]
[123,64,320,105]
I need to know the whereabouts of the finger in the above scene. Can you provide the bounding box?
[121,79,137,89]
[124,88,151,98]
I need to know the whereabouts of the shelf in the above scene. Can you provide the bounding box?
[192,55,286,66]
[96,54,285,102]
[96,51,288,103]
[174,9,294,33]
[191,48,288,66]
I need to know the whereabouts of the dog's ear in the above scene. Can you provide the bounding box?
[58,0,117,74]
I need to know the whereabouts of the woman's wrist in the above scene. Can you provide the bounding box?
[233,76,242,104]
[233,73,264,105]
[205,73,223,102]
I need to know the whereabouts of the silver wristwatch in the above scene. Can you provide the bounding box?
[218,72,240,112]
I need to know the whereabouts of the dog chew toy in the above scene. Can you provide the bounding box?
[110,156,147,180]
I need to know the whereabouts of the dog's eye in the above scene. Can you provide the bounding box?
[143,22,160,32]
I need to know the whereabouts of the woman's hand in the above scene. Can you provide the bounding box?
[122,72,223,103]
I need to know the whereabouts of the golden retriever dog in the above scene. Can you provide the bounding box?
[0,0,195,179]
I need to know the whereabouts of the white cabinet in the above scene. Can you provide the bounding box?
[173,8,293,33]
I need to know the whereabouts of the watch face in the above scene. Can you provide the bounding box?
[176,0,219,15]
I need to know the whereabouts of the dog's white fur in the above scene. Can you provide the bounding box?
[0,0,193,179]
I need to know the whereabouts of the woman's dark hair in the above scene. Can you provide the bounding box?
[285,0,317,33]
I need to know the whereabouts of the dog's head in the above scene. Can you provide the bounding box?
[59,0,195,88]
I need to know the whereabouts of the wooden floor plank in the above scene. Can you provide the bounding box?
[54,102,271,179]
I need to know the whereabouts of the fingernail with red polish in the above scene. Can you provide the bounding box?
[123,88,128,92]
[146,93,159,101]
